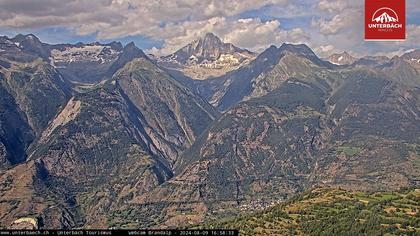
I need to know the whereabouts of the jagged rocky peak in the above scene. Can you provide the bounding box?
[162,32,255,65]
[106,41,148,76]
[183,32,230,60]
[122,41,146,57]
[159,32,256,80]
[327,51,358,65]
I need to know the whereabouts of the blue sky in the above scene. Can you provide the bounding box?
[0,0,419,57]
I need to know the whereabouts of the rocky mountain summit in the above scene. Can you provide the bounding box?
[159,33,255,80]
[327,51,358,65]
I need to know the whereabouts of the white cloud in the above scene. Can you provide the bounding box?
[312,0,362,36]
[0,0,418,57]
[0,0,297,56]
[307,0,419,58]
[317,0,348,13]
[314,44,335,55]
[224,20,309,52]
[144,17,309,55]
[313,14,346,35]
[317,0,362,13]
[0,0,288,37]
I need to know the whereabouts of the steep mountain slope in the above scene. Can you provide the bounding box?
[0,35,219,229]
[106,42,146,76]
[309,69,420,190]
[193,43,335,111]
[0,83,33,166]
[353,56,390,67]
[0,33,418,230]
[196,188,420,236]
[2,61,71,134]
[1,56,219,228]
[127,45,420,228]
[0,160,79,229]
[159,33,255,80]
[0,41,72,167]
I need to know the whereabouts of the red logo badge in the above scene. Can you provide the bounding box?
[365,0,406,41]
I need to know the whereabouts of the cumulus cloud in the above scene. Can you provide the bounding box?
[0,0,298,55]
[0,0,418,57]
[0,0,287,36]
[145,17,309,55]
[313,14,345,35]
[221,19,309,52]
[307,0,419,58]
[316,0,359,13]
[314,44,336,55]
[312,0,362,36]
[368,24,420,57]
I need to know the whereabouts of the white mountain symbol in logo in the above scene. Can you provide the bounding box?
[372,7,399,23]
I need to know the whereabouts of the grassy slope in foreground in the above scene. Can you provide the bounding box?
[195,188,420,236]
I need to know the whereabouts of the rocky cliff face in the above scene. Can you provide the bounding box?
[0,35,219,228]
[0,40,72,167]
[164,33,254,64]
[159,33,255,80]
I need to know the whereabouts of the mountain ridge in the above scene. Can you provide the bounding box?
[0,33,419,230]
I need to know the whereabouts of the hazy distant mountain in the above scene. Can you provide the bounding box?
[159,33,255,80]
[327,51,357,65]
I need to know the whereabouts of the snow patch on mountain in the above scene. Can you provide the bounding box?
[327,52,357,65]
[51,44,120,65]
[158,33,256,80]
